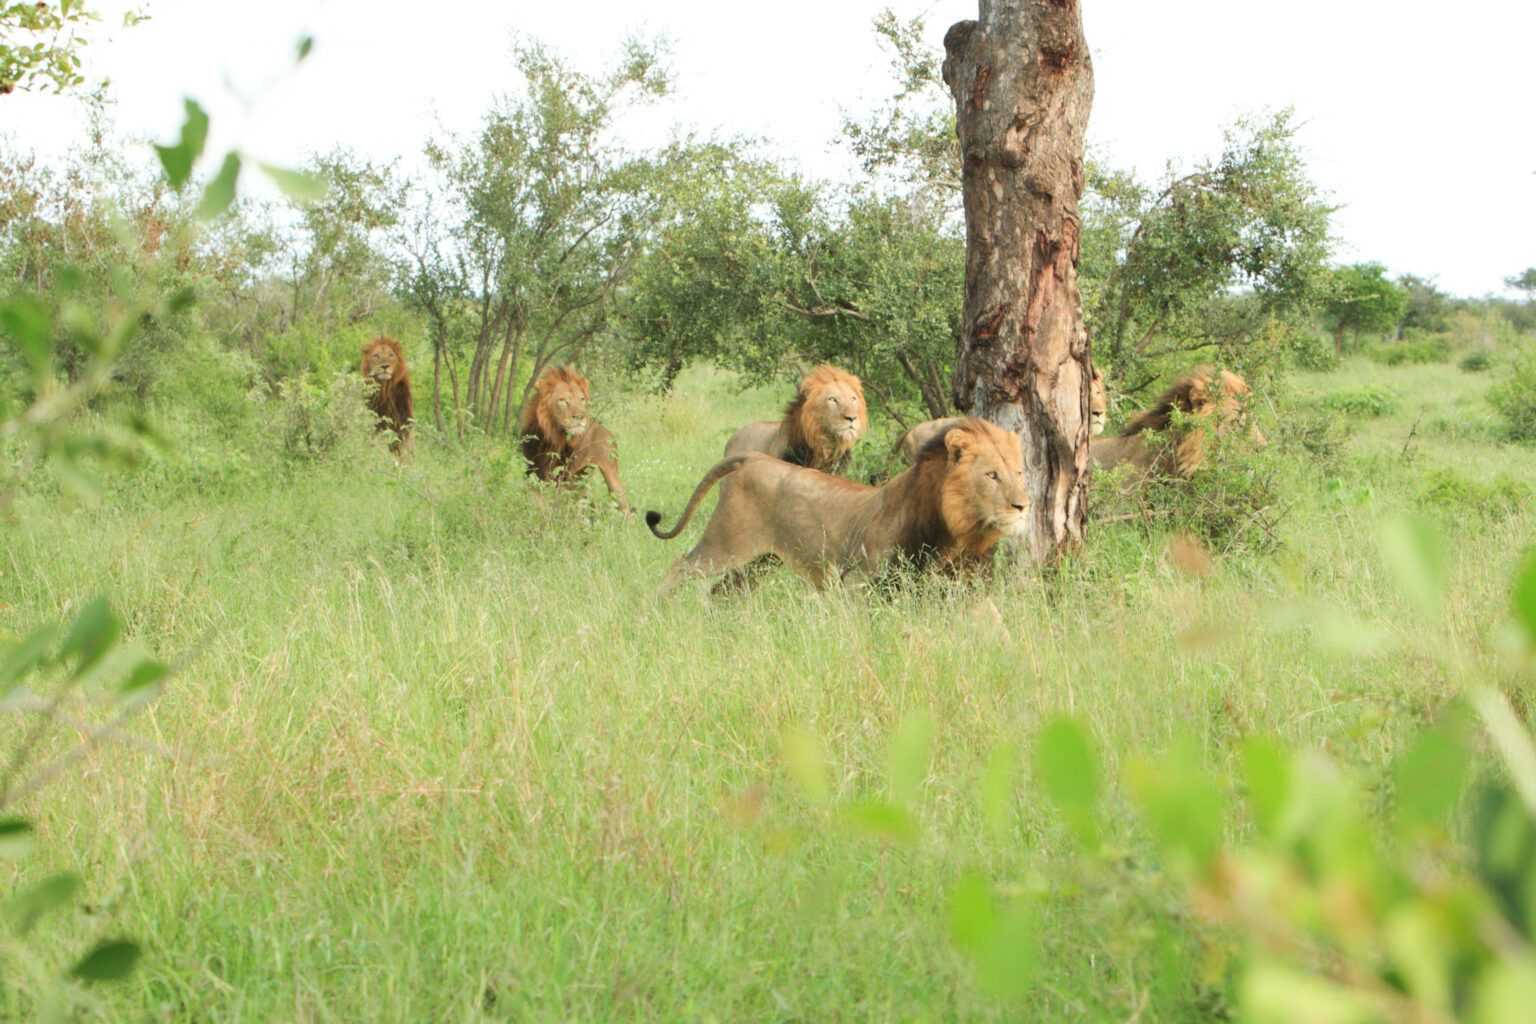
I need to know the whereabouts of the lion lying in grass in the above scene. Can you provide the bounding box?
[647,417,1027,593]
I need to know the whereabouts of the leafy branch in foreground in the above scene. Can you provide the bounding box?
[0,2,149,97]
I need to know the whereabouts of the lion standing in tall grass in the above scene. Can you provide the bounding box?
[647,418,1027,593]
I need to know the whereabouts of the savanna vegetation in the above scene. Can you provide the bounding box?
[4,4,1536,1022]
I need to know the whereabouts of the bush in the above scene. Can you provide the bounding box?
[1093,426,1285,555]
[1417,468,1530,518]
[1489,348,1536,441]
[1286,330,1339,372]
[260,371,377,461]
[1364,332,1450,366]
[1459,349,1492,372]
[1318,384,1397,418]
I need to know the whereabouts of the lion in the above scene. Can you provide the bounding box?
[892,365,1106,465]
[724,365,868,474]
[517,365,628,512]
[1090,366,1263,480]
[360,335,414,459]
[646,417,1028,593]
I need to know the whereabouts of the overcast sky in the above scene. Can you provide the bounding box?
[2,0,1532,296]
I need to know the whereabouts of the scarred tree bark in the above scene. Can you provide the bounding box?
[943,0,1094,563]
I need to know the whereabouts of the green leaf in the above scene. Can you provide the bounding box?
[260,162,327,203]
[781,727,829,806]
[197,151,241,219]
[1471,687,1536,816]
[166,285,198,314]
[885,712,932,807]
[58,597,120,677]
[1241,737,1290,838]
[70,939,141,983]
[1129,737,1226,879]
[0,294,53,375]
[1242,962,1372,1024]
[1034,718,1099,847]
[1,624,59,690]
[1394,708,1471,831]
[948,872,997,953]
[1512,549,1536,647]
[297,35,314,61]
[117,658,169,707]
[947,872,1037,1001]
[1473,960,1536,1024]
[0,818,35,859]
[1384,906,1452,1013]
[154,98,210,189]
[1378,515,1445,617]
[840,799,917,845]
[11,872,80,934]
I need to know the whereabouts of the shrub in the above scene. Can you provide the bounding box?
[1489,347,1536,441]
[1318,384,1397,418]
[1459,349,1492,372]
[1364,333,1450,366]
[1286,330,1339,372]
[260,371,376,461]
[1417,468,1530,518]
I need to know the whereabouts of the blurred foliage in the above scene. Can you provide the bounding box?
[0,1,147,96]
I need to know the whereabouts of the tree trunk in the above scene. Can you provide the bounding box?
[943,0,1094,564]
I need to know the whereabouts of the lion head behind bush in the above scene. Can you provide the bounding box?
[1093,366,1262,479]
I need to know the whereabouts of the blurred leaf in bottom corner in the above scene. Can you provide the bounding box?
[1473,961,1536,1024]
[947,871,1037,1001]
[1242,962,1372,1024]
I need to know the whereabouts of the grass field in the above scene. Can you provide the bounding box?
[3,358,1534,1021]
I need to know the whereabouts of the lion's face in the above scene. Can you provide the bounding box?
[361,341,403,384]
[1090,367,1107,437]
[544,381,591,436]
[1195,370,1263,445]
[804,375,867,451]
[943,423,1030,540]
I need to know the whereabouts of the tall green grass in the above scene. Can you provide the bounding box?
[2,363,1533,1020]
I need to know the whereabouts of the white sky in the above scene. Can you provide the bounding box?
[2,0,1533,296]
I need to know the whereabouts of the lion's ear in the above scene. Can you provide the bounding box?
[944,427,973,462]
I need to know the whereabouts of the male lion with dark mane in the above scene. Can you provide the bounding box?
[647,418,1027,593]
[724,365,867,474]
[517,365,628,512]
[1091,366,1263,481]
[360,335,414,459]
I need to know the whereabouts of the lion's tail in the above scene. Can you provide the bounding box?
[646,455,750,540]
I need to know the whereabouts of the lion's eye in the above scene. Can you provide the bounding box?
[987,470,1000,482]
